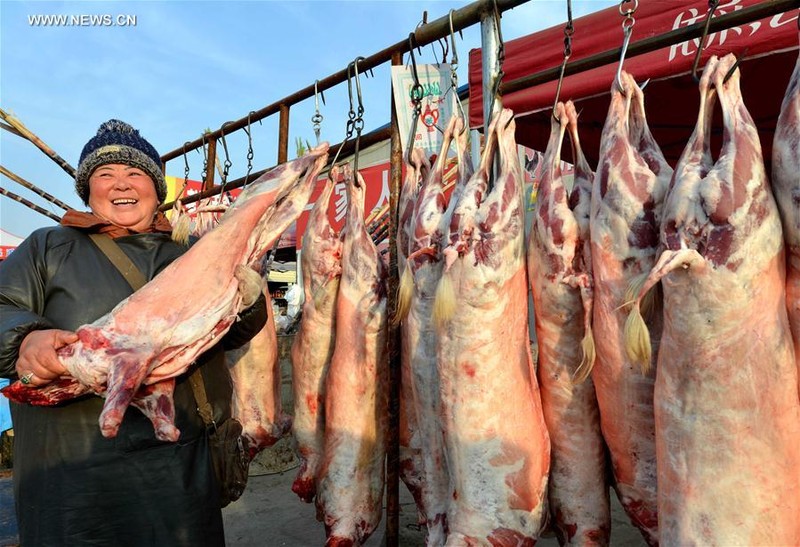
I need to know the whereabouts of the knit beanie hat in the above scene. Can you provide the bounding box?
[75,119,166,204]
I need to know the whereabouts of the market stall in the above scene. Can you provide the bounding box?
[2,0,798,544]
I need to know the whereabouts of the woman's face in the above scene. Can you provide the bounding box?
[88,163,159,232]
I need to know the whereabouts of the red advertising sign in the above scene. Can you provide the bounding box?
[295,162,392,250]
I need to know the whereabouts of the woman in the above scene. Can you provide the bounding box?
[0,119,267,546]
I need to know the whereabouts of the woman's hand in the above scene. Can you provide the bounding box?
[16,329,78,386]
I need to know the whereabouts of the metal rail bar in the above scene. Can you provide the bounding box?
[500,0,799,96]
[159,0,528,163]
[158,124,392,211]
[0,186,62,222]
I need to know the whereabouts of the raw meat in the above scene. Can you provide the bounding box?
[227,283,291,461]
[589,72,671,545]
[402,115,473,545]
[773,47,800,388]
[528,101,609,545]
[2,145,330,442]
[436,108,550,545]
[627,53,800,546]
[290,176,342,502]
[316,166,388,546]
[396,147,429,519]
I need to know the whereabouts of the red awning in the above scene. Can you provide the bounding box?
[469,0,799,167]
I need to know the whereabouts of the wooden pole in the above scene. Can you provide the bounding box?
[0,121,23,138]
[0,165,73,211]
[0,186,61,222]
[203,137,217,192]
[0,108,77,179]
[278,104,290,164]
[384,49,403,547]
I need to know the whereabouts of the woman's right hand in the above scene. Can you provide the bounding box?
[16,329,78,386]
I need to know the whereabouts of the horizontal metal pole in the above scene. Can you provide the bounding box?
[160,0,527,163]
[159,124,392,211]
[501,0,799,96]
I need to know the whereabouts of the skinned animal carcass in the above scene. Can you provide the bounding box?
[589,71,671,546]
[290,176,342,503]
[435,108,550,545]
[316,166,388,547]
[626,54,800,545]
[528,101,609,545]
[3,145,329,442]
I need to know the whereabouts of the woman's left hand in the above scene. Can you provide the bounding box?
[16,329,78,386]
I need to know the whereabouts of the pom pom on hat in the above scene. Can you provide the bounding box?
[74,119,166,205]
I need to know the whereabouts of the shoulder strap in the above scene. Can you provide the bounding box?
[88,232,214,427]
[88,233,147,291]
[187,370,216,427]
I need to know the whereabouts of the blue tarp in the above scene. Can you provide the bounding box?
[0,379,10,432]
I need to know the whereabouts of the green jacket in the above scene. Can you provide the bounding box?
[0,225,267,546]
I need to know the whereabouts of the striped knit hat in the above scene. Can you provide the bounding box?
[75,119,166,204]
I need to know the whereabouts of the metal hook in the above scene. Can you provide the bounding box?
[406,33,425,166]
[314,80,326,109]
[327,140,347,182]
[552,0,574,120]
[615,18,635,92]
[352,57,367,185]
[177,142,192,198]
[218,122,233,187]
[433,37,449,66]
[345,63,354,116]
[447,10,467,135]
[353,57,366,115]
[328,61,359,182]
[242,113,256,187]
[722,50,746,84]
[408,33,422,88]
[691,0,720,83]
[487,0,506,108]
[448,9,464,67]
[312,80,325,145]
[182,142,191,175]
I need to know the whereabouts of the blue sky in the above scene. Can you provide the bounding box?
[1,0,617,237]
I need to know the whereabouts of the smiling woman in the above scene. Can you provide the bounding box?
[0,118,268,546]
[88,164,159,232]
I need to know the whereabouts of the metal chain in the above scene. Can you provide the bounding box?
[352,57,366,177]
[488,0,506,126]
[176,142,191,200]
[619,0,638,31]
[312,80,325,145]
[218,123,233,198]
[615,0,639,91]
[407,33,424,164]
[200,135,209,185]
[242,111,259,188]
[552,0,574,118]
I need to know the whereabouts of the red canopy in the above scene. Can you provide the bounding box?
[469,0,799,167]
